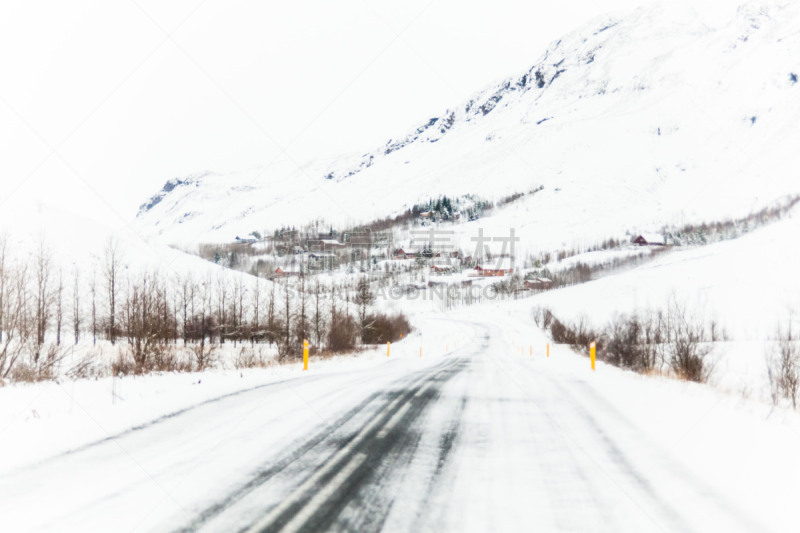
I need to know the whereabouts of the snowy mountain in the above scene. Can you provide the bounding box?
[135,2,800,247]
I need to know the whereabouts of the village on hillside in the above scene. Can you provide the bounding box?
[212,224,675,302]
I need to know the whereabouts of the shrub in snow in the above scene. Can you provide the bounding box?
[541,302,716,383]
[327,311,358,353]
[361,312,411,344]
[766,324,800,409]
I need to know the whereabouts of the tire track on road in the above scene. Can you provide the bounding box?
[245,359,470,533]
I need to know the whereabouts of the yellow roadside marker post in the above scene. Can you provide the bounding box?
[590,341,596,371]
[387,342,390,357]
[547,343,550,358]
[303,339,309,371]
[530,346,532,356]
[419,347,422,358]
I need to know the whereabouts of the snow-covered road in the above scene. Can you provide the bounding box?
[1,310,796,532]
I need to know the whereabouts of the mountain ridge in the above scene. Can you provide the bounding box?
[135,1,800,249]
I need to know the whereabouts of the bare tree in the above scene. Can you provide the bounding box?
[640,310,665,371]
[171,276,180,345]
[230,277,239,346]
[0,233,6,344]
[160,275,175,345]
[189,276,217,370]
[55,269,63,345]
[199,277,217,369]
[766,322,800,409]
[665,300,712,382]
[266,280,276,345]
[313,280,324,346]
[354,277,374,325]
[354,277,375,340]
[201,277,214,342]
[156,273,175,345]
[72,268,81,345]
[122,271,175,372]
[217,275,228,344]
[90,268,97,346]
[230,274,246,346]
[283,280,291,358]
[251,276,261,344]
[104,238,122,345]
[327,284,357,353]
[180,273,193,345]
[237,275,246,340]
[295,273,308,350]
[0,262,32,380]
[34,239,53,361]
[328,284,338,352]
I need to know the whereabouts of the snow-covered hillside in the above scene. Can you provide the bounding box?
[522,202,800,401]
[136,2,800,247]
[0,198,244,284]
[531,205,800,341]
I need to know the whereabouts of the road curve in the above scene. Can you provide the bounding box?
[0,315,775,532]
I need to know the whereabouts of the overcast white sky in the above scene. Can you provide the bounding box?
[0,0,739,229]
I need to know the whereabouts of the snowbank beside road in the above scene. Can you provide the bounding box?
[0,311,469,475]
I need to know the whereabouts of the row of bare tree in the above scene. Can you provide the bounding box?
[0,236,124,380]
[119,271,404,372]
[533,301,723,383]
[0,235,403,380]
